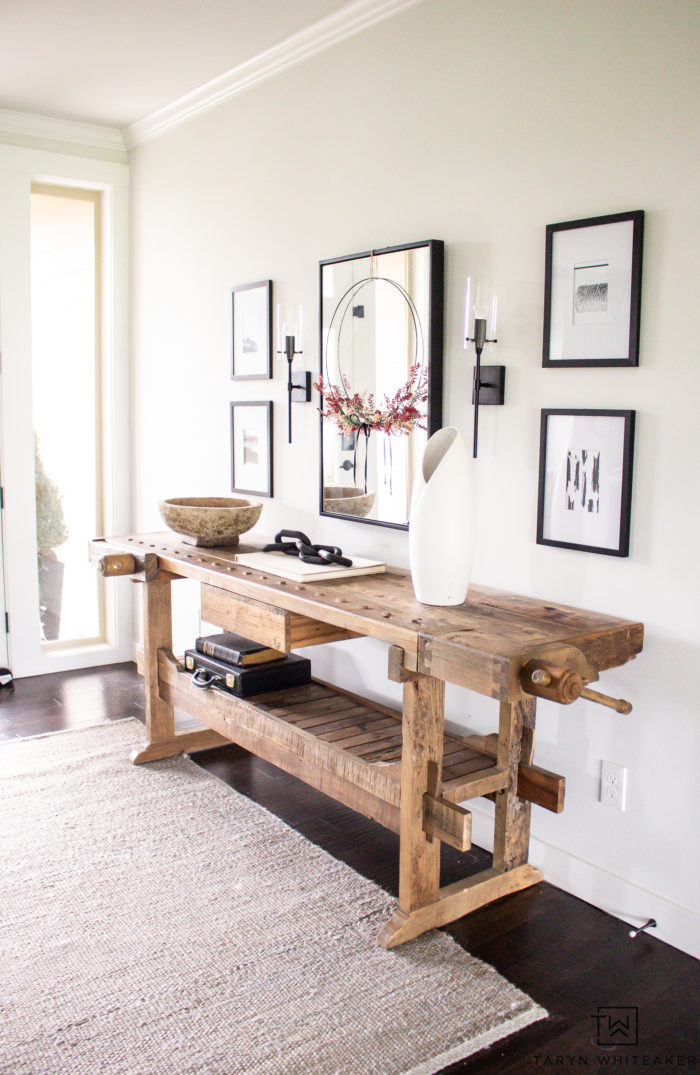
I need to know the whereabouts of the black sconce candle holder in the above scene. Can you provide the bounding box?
[277,334,311,444]
[464,281,505,458]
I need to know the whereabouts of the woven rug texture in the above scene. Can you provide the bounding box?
[0,719,546,1075]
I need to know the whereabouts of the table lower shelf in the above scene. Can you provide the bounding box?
[152,652,509,837]
[132,649,554,947]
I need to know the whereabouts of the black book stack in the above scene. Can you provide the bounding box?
[184,632,311,698]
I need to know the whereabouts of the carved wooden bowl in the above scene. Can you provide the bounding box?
[323,486,375,518]
[158,497,262,546]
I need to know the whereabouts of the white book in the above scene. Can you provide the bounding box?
[234,550,386,583]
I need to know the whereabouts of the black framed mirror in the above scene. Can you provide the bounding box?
[318,239,444,530]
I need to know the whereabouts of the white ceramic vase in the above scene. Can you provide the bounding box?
[408,427,474,606]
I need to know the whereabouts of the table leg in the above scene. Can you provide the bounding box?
[377,673,445,947]
[493,696,536,871]
[131,573,227,764]
[378,691,542,948]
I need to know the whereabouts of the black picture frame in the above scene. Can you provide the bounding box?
[231,280,272,380]
[542,211,644,367]
[318,238,444,531]
[536,408,635,557]
[231,401,273,498]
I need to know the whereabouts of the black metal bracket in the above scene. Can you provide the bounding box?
[290,370,312,402]
[472,365,506,406]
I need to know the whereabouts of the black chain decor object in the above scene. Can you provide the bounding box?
[262,530,353,568]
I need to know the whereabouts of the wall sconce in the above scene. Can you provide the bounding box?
[276,304,311,444]
[464,278,505,458]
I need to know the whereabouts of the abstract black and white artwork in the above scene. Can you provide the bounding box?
[566,449,600,513]
[537,410,635,557]
[543,211,644,366]
[231,401,273,497]
[573,263,609,324]
[232,280,272,380]
[242,431,260,466]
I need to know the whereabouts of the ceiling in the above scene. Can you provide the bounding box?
[0,0,353,129]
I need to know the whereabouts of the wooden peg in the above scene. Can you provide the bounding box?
[388,645,419,683]
[423,795,472,851]
[519,660,583,704]
[97,553,137,577]
[580,686,632,714]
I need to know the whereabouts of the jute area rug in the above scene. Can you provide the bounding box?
[0,719,546,1075]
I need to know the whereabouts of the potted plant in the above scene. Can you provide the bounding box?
[35,436,68,641]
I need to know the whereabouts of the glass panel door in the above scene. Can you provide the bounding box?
[30,186,104,648]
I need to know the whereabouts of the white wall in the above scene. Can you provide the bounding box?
[129,0,700,956]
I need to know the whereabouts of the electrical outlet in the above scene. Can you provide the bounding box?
[600,760,628,811]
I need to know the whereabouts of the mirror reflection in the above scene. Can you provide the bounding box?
[318,240,443,529]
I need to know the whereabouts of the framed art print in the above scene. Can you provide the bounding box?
[536,409,635,557]
[542,211,644,367]
[232,280,272,380]
[231,401,273,497]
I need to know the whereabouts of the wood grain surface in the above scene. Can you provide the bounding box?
[91,533,643,699]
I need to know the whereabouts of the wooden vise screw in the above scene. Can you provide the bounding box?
[97,553,137,577]
[519,660,632,715]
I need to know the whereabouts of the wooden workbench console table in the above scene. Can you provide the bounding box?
[90,533,643,948]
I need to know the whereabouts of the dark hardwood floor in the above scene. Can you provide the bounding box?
[2,663,698,1072]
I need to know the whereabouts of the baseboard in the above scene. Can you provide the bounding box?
[468,806,700,961]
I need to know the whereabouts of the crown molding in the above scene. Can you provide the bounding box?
[124,0,425,149]
[0,109,126,158]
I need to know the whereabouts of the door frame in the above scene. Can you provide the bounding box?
[0,446,8,670]
[0,143,132,677]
